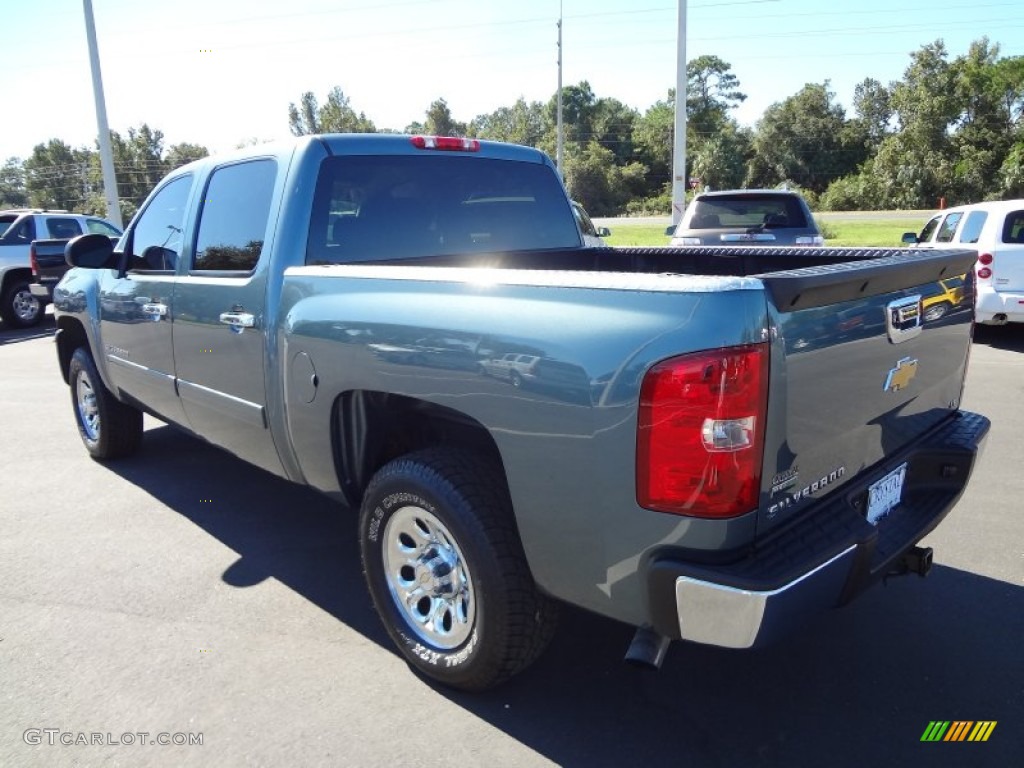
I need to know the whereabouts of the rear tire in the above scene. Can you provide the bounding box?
[68,347,143,460]
[1,280,44,328]
[359,447,557,691]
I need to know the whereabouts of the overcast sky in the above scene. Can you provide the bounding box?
[3,0,1023,160]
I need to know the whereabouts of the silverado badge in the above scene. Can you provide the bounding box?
[885,357,918,392]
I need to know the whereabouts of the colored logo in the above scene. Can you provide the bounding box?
[884,357,918,393]
[920,721,997,742]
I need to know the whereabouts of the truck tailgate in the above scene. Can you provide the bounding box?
[757,248,978,533]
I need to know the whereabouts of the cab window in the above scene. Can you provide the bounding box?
[127,175,192,271]
[935,212,963,243]
[86,218,122,237]
[958,211,987,244]
[45,217,83,239]
[917,215,941,243]
[192,159,277,273]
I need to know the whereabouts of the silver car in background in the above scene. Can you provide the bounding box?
[667,190,823,247]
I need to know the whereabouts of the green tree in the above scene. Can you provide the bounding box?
[288,87,376,135]
[420,98,466,137]
[745,82,864,194]
[687,54,746,136]
[561,141,647,216]
[469,97,548,146]
[24,139,93,211]
[109,124,167,208]
[0,157,27,208]
[166,142,209,170]
[851,77,893,151]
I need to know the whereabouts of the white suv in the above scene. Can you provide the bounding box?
[903,200,1024,325]
[0,209,121,328]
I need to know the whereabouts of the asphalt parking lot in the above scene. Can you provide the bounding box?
[1,314,1022,767]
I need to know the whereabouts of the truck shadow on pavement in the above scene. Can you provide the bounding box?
[109,424,1022,768]
[973,323,1024,352]
[0,315,55,345]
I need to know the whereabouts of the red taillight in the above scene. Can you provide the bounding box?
[30,243,39,275]
[976,253,993,280]
[410,135,480,152]
[637,344,769,518]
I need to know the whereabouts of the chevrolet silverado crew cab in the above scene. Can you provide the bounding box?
[52,134,988,691]
[903,199,1024,325]
[0,209,121,327]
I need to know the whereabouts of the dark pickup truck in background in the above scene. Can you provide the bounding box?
[30,237,119,307]
[53,134,988,691]
[0,209,120,327]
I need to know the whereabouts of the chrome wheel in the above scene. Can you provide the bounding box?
[76,371,101,443]
[382,504,475,649]
[12,288,41,322]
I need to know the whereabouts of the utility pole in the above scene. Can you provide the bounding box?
[83,0,122,229]
[671,0,688,226]
[556,0,564,173]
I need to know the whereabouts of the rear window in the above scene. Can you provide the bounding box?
[1002,210,1024,244]
[306,155,581,264]
[688,194,809,229]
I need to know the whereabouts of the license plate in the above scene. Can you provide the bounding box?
[867,463,907,525]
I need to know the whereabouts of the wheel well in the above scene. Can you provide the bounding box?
[332,390,504,508]
[55,316,89,384]
[1,267,31,294]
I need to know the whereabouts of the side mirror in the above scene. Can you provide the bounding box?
[596,227,611,237]
[901,232,919,245]
[65,233,116,269]
[664,226,676,236]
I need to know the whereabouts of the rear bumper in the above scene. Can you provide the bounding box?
[29,281,54,302]
[976,287,1024,324]
[646,410,990,648]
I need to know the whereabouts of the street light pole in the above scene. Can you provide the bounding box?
[671,0,688,225]
[556,0,564,173]
[83,0,122,229]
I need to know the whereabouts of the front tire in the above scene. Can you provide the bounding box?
[68,347,143,460]
[1,280,44,328]
[359,447,557,691]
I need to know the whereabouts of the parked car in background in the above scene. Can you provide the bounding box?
[903,199,1024,325]
[0,209,121,327]
[571,200,611,247]
[667,190,824,247]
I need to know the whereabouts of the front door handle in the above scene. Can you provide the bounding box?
[219,311,256,333]
[140,302,168,320]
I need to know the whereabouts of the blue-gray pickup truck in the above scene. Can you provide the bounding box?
[52,134,989,691]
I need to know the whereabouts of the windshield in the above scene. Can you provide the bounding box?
[689,194,809,229]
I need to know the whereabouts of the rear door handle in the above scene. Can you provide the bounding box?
[219,311,256,332]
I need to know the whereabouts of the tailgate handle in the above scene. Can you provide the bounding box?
[219,311,255,332]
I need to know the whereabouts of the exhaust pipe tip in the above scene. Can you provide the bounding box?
[624,626,671,670]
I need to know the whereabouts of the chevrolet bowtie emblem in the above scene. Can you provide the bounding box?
[885,357,918,392]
